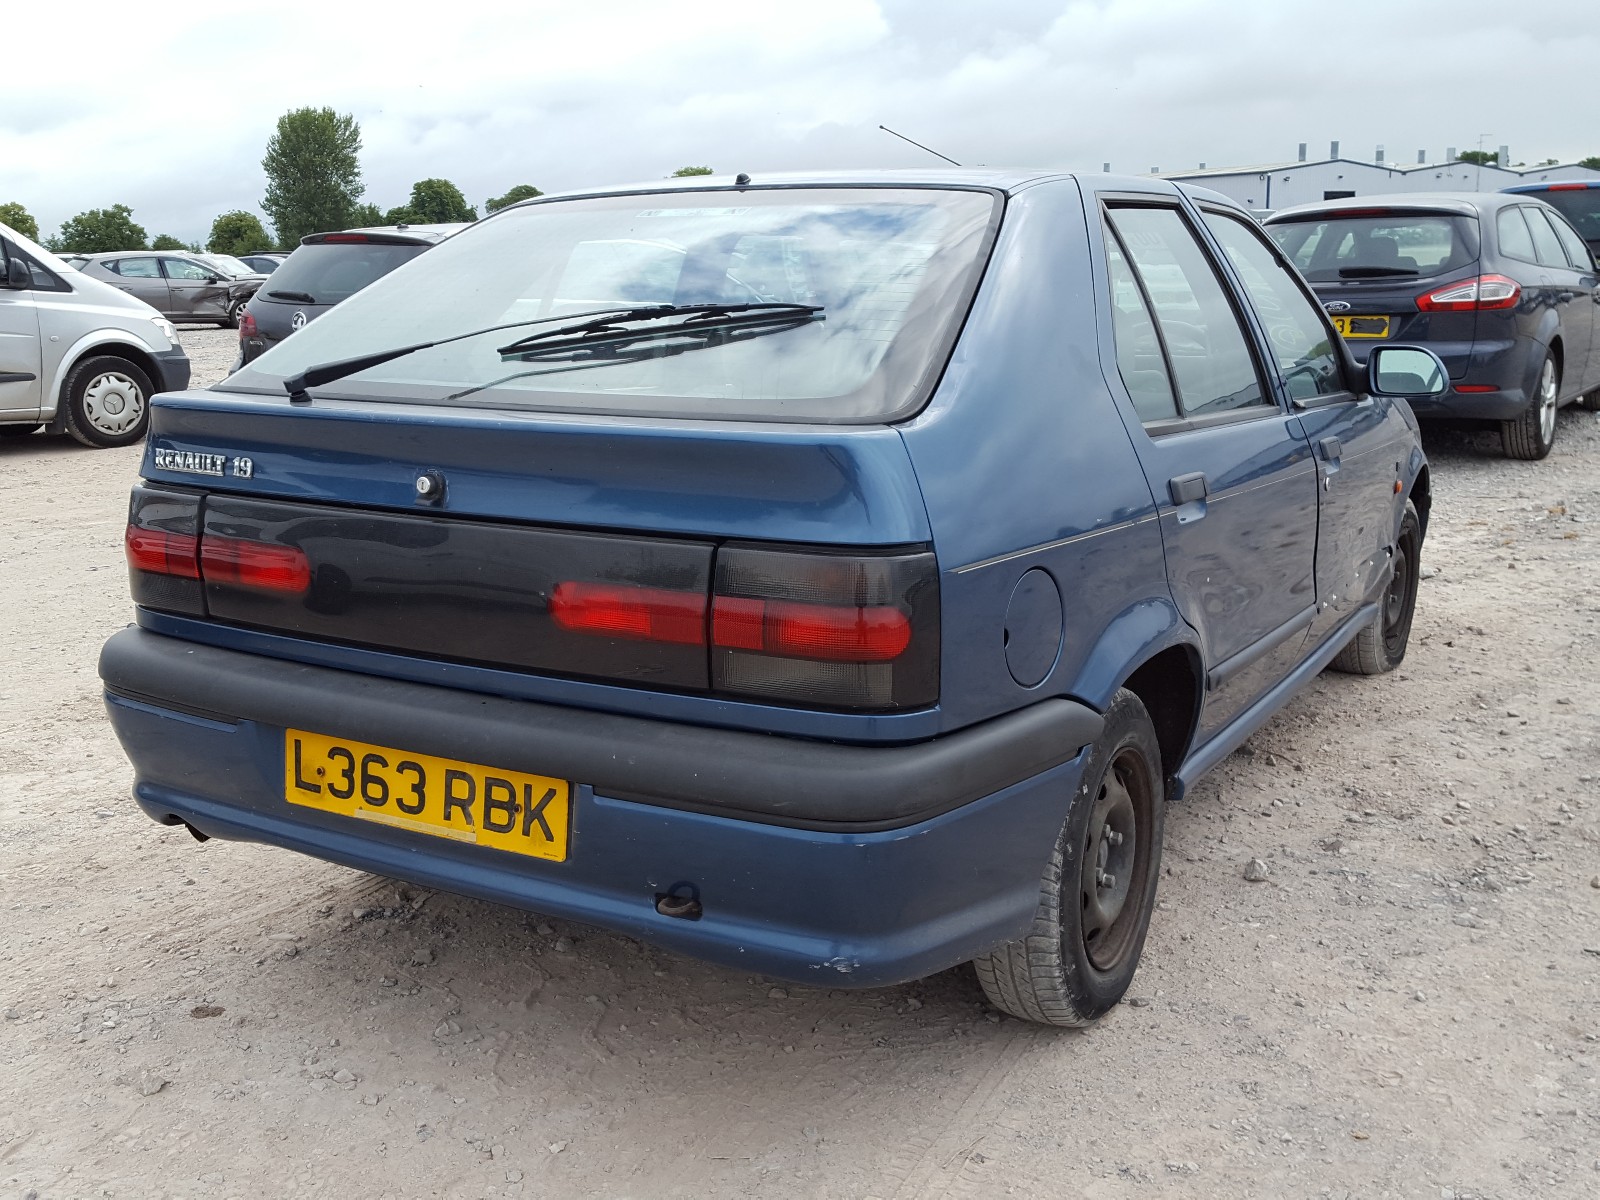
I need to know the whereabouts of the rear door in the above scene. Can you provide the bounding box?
[103,256,171,313]
[1536,207,1598,393]
[1200,205,1411,642]
[1096,196,1319,740]
[0,242,42,419]
[160,256,231,322]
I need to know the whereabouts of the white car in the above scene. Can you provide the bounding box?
[0,222,190,447]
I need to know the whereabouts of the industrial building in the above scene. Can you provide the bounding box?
[1156,141,1600,211]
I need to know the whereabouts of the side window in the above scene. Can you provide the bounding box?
[162,257,214,281]
[1496,207,1537,263]
[1202,210,1345,401]
[17,250,68,293]
[1524,208,1568,269]
[1102,226,1179,422]
[1548,212,1595,270]
[1105,205,1267,417]
[115,257,162,278]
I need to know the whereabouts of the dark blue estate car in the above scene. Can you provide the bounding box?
[1266,193,1600,459]
[101,172,1445,1026]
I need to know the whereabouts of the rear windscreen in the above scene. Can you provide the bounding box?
[256,242,426,306]
[1529,189,1600,246]
[222,188,999,424]
[1267,213,1477,281]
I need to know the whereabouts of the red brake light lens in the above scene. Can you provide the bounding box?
[1546,183,1588,191]
[125,525,199,578]
[549,582,706,646]
[238,310,258,339]
[712,596,912,662]
[318,233,371,243]
[199,536,311,593]
[1416,274,1520,312]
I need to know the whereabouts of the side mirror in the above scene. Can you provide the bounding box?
[1368,345,1448,398]
[1,257,29,290]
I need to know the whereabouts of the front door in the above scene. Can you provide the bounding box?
[1096,198,1319,740]
[1198,206,1414,641]
[160,257,230,322]
[0,245,42,420]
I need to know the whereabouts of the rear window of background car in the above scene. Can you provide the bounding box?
[1269,214,1475,281]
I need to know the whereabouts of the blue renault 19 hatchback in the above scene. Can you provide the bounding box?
[100,172,1445,1026]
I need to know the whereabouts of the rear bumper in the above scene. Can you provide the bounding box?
[1407,384,1530,420]
[98,628,1099,987]
[150,347,191,394]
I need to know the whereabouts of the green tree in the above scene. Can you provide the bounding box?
[151,234,187,250]
[486,183,543,213]
[261,106,365,248]
[1580,156,1600,170]
[405,178,476,223]
[207,210,271,256]
[56,205,149,253]
[383,205,421,226]
[1456,150,1498,166]
[672,166,714,177]
[0,201,39,241]
[350,202,384,228]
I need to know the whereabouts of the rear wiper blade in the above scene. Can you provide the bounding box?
[1336,267,1419,278]
[267,289,317,302]
[279,305,689,403]
[496,303,822,357]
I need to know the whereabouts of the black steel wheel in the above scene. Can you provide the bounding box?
[1331,500,1421,675]
[971,689,1164,1027]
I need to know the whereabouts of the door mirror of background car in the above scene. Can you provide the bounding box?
[1368,346,1449,398]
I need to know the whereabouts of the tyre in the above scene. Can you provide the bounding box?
[225,297,248,329]
[1501,352,1558,460]
[1579,387,1600,413]
[61,355,152,449]
[1331,500,1421,676]
[0,423,42,438]
[971,689,1164,1027]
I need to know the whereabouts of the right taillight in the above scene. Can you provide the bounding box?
[1416,274,1521,312]
[710,546,938,710]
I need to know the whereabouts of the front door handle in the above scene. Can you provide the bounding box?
[1168,472,1208,505]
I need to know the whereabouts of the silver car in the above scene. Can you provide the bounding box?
[0,223,189,447]
[77,251,259,328]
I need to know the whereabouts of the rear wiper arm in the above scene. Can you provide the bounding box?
[1336,267,1419,278]
[279,305,688,403]
[267,290,317,302]
[495,303,822,357]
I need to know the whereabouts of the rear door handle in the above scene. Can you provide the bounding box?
[1168,472,1208,505]
[1318,436,1342,462]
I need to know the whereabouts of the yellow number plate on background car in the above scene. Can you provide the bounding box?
[284,730,571,862]
[1330,314,1391,338]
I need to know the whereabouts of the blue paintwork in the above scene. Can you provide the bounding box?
[102,169,1430,987]
[106,690,1086,988]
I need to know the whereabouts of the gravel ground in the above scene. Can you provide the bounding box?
[1,324,1597,1199]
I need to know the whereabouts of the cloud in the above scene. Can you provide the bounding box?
[2,0,1596,242]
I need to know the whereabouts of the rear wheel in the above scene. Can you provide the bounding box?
[61,355,152,448]
[1501,352,1558,460]
[971,689,1164,1027]
[1331,500,1421,675]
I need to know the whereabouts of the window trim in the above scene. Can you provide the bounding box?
[1099,196,1279,427]
[1197,203,1360,402]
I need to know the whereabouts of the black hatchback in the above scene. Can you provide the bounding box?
[237,225,467,365]
[1265,193,1600,459]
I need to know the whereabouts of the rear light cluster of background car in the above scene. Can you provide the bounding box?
[1415,274,1521,313]
[125,489,939,711]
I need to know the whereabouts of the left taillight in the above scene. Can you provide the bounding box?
[238,309,258,339]
[1416,274,1521,312]
[126,486,205,615]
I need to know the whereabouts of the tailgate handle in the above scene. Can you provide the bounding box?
[1168,472,1208,505]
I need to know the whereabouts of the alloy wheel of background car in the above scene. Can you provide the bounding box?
[227,297,248,329]
[1331,500,1421,676]
[62,356,152,449]
[1501,353,1558,461]
[971,689,1163,1027]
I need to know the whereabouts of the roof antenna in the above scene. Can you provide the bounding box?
[878,125,961,167]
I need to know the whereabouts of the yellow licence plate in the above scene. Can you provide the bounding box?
[285,729,571,862]
[1330,314,1391,339]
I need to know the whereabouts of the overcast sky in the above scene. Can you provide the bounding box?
[6,0,1598,244]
